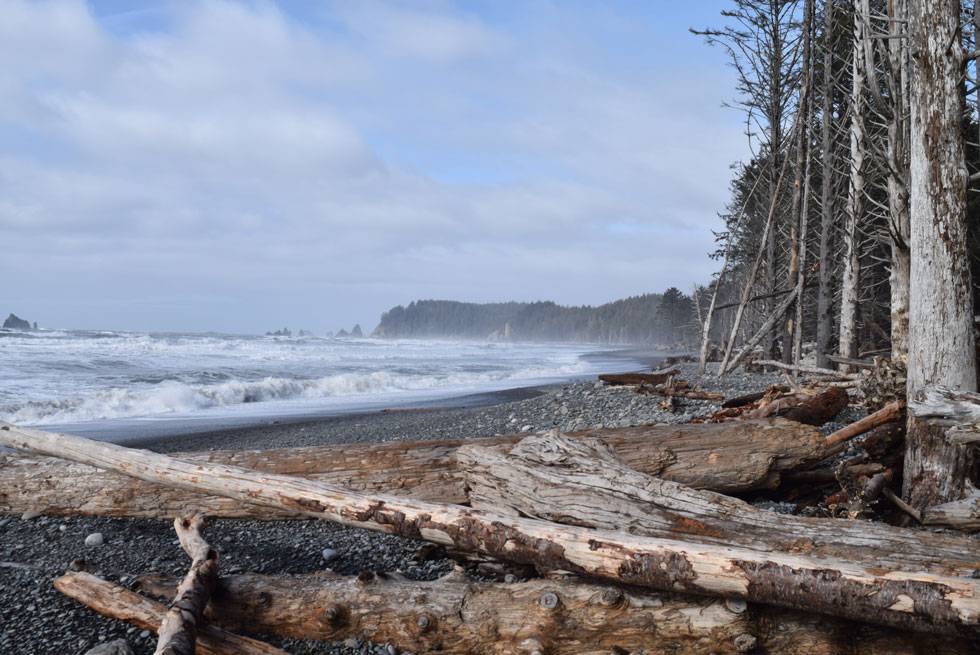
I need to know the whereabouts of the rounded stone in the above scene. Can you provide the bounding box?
[84,533,104,548]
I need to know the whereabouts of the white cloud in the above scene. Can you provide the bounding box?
[0,0,745,332]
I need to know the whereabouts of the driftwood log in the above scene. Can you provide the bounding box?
[458,432,980,578]
[137,569,755,654]
[154,516,219,655]
[53,572,286,655]
[3,424,979,635]
[598,367,679,386]
[0,419,828,519]
[745,387,849,425]
[135,570,979,655]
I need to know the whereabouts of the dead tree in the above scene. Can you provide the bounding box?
[904,0,979,509]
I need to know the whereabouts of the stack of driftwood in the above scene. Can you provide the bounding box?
[1,370,979,654]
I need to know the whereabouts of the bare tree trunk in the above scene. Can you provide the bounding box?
[785,0,815,365]
[700,235,733,374]
[815,0,839,370]
[719,149,794,376]
[4,424,979,634]
[904,0,978,510]
[839,0,868,369]
[887,0,912,364]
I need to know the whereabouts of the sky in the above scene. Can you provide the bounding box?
[1,0,747,334]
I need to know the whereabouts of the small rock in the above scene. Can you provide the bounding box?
[83,639,134,655]
[20,510,42,520]
[139,630,150,640]
[521,425,533,432]
[84,532,105,547]
[321,547,339,563]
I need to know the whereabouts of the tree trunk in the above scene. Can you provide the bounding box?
[4,425,979,635]
[53,572,285,655]
[815,0,839,370]
[886,0,911,364]
[784,0,814,366]
[154,516,219,655]
[839,0,868,369]
[904,0,978,510]
[0,419,829,520]
[133,571,979,655]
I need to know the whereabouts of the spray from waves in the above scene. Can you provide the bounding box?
[1,361,588,426]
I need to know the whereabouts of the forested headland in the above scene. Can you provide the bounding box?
[373,291,695,345]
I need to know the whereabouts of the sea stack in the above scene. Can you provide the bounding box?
[3,313,33,330]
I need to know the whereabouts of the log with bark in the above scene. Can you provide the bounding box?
[53,572,286,655]
[3,424,979,635]
[133,570,979,655]
[154,515,219,655]
[0,419,829,519]
[136,569,757,654]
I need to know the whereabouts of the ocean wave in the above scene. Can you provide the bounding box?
[1,362,587,425]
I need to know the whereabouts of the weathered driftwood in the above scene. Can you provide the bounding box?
[155,516,219,655]
[137,570,756,654]
[905,387,979,509]
[54,572,285,655]
[136,571,978,655]
[598,368,679,386]
[0,419,828,519]
[637,385,726,401]
[3,424,979,635]
[458,432,980,579]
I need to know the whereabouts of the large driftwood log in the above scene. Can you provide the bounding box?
[137,570,755,654]
[3,424,979,635]
[154,516,219,655]
[53,572,286,655]
[0,419,827,519]
[135,571,979,655]
[458,432,980,577]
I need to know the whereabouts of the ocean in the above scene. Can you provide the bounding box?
[0,328,652,438]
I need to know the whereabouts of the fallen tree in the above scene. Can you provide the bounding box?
[3,424,978,635]
[132,570,977,655]
[598,367,679,386]
[0,419,828,519]
[53,572,285,655]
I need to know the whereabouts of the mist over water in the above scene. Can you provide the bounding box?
[0,329,643,429]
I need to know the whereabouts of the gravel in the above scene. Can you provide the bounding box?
[0,362,808,654]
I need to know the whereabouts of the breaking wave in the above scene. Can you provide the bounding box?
[1,363,588,425]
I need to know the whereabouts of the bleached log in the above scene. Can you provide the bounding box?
[154,516,218,655]
[135,571,977,655]
[0,419,829,520]
[3,424,980,635]
[54,572,285,655]
[753,360,857,378]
